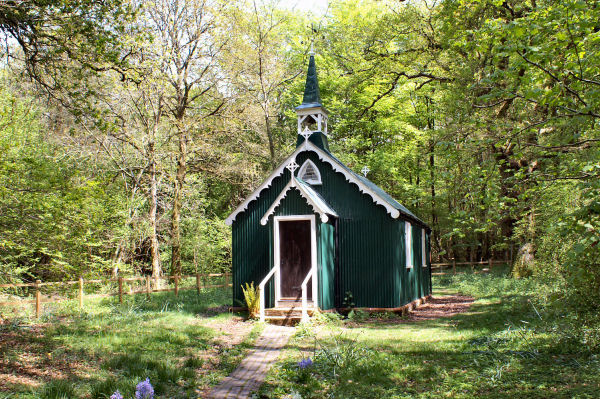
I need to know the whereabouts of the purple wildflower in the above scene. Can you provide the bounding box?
[135,378,154,399]
[110,391,123,399]
[297,357,313,369]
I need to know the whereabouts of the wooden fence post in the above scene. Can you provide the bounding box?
[488,258,493,270]
[146,276,151,300]
[452,259,456,275]
[78,277,84,309]
[224,273,230,288]
[174,275,179,297]
[118,277,123,304]
[35,280,41,318]
[196,273,201,294]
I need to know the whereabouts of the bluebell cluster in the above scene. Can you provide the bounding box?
[297,358,313,369]
[135,378,154,399]
[110,378,154,399]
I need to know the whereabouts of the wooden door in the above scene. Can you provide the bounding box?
[278,220,312,299]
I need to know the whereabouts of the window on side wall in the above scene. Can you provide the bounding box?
[405,222,413,269]
[422,229,427,267]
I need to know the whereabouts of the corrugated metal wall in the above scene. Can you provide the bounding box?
[318,221,335,309]
[398,222,431,304]
[297,152,407,308]
[232,151,431,310]
[231,170,291,307]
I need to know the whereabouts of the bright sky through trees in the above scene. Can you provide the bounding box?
[279,0,329,16]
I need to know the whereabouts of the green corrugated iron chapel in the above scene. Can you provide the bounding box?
[225,53,432,312]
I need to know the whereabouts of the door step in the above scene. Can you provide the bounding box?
[276,298,314,308]
[264,307,316,325]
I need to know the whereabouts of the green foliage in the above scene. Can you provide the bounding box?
[261,272,600,398]
[0,83,128,282]
[341,291,355,309]
[241,282,260,319]
[39,380,77,399]
[554,178,600,311]
[1,0,599,322]
[3,288,259,397]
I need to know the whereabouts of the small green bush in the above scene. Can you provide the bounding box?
[241,282,259,319]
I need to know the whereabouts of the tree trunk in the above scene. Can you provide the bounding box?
[428,141,439,256]
[149,130,161,280]
[111,242,123,277]
[265,113,275,168]
[171,131,187,276]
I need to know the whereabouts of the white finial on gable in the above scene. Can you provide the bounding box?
[309,41,315,56]
[361,166,370,177]
[286,160,299,183]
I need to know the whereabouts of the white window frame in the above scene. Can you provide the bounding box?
[422,229,427,267]
[273,215,318,307]
[297,159,322,185]
[405,221,413,269]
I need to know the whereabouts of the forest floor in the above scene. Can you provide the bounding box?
[1,271,599,399]
[258,271,600,399]
[0,288,262,399]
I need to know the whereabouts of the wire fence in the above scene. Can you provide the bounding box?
[431,259,507,276]
[0,273,232,318]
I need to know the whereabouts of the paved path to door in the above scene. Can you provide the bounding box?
[208,324,295,399]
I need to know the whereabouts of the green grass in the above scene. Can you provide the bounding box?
[0,288,261,399]
[258,269,600,399]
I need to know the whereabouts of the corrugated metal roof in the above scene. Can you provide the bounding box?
[321,149,428,229]
[294,177,338,218]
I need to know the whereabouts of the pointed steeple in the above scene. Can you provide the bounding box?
[299,54,322,109]
[295,50,329,151]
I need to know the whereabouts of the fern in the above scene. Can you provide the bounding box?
[241,282,260,319]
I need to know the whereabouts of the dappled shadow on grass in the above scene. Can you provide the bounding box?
[0,288,260,398]
[264,318,600,398]
[262,280,600,399]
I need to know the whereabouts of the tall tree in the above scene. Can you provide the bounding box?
[225,0,305,169]
[142,0,226,275]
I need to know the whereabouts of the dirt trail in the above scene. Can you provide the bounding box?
[406,294,475,321]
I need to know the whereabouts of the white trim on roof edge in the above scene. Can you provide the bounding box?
[306,143,401,219]
[225,140,400,225]
[260,178,331,225]
[225,142,310,225]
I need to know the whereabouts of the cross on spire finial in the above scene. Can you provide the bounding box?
[361,166,370,177]
[301,126,312,141]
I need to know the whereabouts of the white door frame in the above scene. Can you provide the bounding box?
[273,215,318,307]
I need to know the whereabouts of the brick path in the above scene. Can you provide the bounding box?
[208,324,295,399]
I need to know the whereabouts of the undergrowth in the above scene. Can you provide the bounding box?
[0,288,259,399]
[259,270,600,399]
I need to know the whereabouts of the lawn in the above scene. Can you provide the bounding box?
[0,288,261,399]
[2,271,599,399]
[258,270,600,399]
